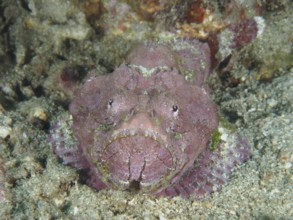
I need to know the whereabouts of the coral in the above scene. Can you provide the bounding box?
[177,7,226,40]
[100,0,141,37]
[262,0,289,12]
[77,0,105,32]
[257,52,293,81]
[128,0,166,21]
[215,16,265,64]
[23,0,91,52]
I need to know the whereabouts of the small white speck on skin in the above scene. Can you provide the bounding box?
[130,130,136,136]
[172,108,179,117]
[200,59,206,70]
[221,133,228,141]
[218,127,225,134]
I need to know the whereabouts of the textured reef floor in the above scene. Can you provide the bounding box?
[0,0,292,219]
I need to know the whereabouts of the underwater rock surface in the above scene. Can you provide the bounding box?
[1,0,292,218]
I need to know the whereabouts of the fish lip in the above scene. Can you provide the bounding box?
[105,128,168,148]
[100,128,175,191]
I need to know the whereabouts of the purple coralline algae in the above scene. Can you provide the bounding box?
[50,17,265,199]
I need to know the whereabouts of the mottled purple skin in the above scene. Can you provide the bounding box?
[50,16,264,198]
[50,40,251,199]
[69,41,218,191]
[156,134,250,198]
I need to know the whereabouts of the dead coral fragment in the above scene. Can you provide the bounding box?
[126,0,168,21]
[177,9,226,39]
[257,52,293,81]
[78,0,105,31]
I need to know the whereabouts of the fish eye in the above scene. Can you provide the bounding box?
[107,99,114,109]
[172,105,179,117]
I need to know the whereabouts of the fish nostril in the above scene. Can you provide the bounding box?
[150,109,156,118]
[129,108,136,117]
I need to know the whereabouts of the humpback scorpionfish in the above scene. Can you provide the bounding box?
[50,17,265,199]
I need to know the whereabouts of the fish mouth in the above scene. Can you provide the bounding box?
[108,129,165,144]
[99,128,175,192]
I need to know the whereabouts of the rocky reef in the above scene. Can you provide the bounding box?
[0,0,292,219]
